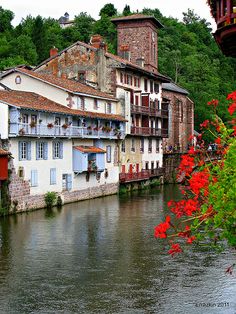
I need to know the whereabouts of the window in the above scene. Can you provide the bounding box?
[156,139,160,153]
[135,95,139,106]
[106,103,112,114]
[36,142,48,160]
[106,145,111,163]
[94,99,98,110]
[54,117,61,126]
[15,75,21,84]
[120,72,123,83]
[50,168,57,185]
[144,79,148,92]
[121,140,126,153]
[78,71,85,82]
[148,139,152,153]
[154,83,159,94]
[62,174,72,191]
[145,161,149,170]
[53,141,63,159]
[77,97,85,110]
[131,139,135,152]
[134,77,137,87]
[150,81,154,93]
[31,169,38,187]
[19,141,31,161]
[140,138,144,153]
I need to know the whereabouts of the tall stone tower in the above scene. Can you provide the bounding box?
[111,14,163,74]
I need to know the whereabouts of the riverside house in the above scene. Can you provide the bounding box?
[0,69,126,211]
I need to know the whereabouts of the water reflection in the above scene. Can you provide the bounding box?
[0,186,235,314]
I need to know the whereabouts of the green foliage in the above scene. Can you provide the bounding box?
[0,6,14,33]
[74,12,95,43]
[122,5,131,16]
[99,3,117,17]
[44,192,57,209]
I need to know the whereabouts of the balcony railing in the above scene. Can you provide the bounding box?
[119,168,164,183]
[131,126,162,136]
[9,123,125,139]
[131,104,161,117]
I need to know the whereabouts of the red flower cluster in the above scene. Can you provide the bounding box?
[189,169,210,196]
[168,243,182,257]
[228,103,236,115]
[168,199,199,218]
[178,155,195,177]
[227,91,236,101]
[154,216,171,238]
[200,120,209,129]
[207,99,219,108]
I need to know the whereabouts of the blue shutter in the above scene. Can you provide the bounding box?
[67,174,72,191]
[50,168,56,185]
[19,141,22,161]
[59,141,63,159]
[31,170,38,187]
[36,142,39,160]
[43,142,48,160]
[52,142,55,159]
[27,142,31,160]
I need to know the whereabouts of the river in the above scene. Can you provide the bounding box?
[0,185,235,314]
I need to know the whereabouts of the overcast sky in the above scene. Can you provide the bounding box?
[1,0,216,29]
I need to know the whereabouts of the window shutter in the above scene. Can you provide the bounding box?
[59,142,63,159]
[67,174,72,190]
[43,142,48,160]
[36,142,39,160]
[50,168,56,185]
[52,142,56,159]
[31,170,38,187]
[19,142,22,161]
[27,142,31,160]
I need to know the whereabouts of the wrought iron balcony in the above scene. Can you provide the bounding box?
[119,168,164,183]
[131,104,162,117]
[9,123,125,139]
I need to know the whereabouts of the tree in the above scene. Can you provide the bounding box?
[74,12,95,43]
[122,5,131,16]
[10,35,38,65]
[0,6,14,33]
[31,15,47,62]
[99,3,117,17]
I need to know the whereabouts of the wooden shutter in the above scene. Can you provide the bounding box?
[59,142,63,159]
[66,174,72,191]
[43,142,48,160]
[50,168,56,185]
[27,142,31,160]
[31,169,38,187]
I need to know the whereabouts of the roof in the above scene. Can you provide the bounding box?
[0,149,9,156]
[73,146,106,153]
[111,14,164,28]
[34,40,97,70]
[105,52,170,82]
[2,68,117,101]
[162,82,189,95]
[0,90,126,122]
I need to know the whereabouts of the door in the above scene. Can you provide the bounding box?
[122,165,126,173]
[136,163,139,173]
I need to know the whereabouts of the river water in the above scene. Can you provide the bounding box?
[0,185,235,314]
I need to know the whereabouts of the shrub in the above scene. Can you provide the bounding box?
[44,192,57,209]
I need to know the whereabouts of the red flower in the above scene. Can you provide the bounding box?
[154,216,171,239]
[215,137,221,145]
[228,103,236,115]
[200,120,209,129]
[168,243,182,256]
[227,91,236,101]
[207,99,219,108]
[188,146,195,155]
[233,126,236,136]
[178,155,195,177]
[186,236,196,244]
[189,170,209,196]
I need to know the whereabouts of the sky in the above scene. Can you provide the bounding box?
[1,0,216,29]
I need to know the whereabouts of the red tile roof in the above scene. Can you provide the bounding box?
[0,149,9,156]
[74,146,106,153]
[4,68,117,101]
[0,90,126,122]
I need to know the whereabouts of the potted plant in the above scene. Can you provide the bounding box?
[47,123,54,129]
[62,123,69,129]
[30,121,37,128]
[19,128,25,135]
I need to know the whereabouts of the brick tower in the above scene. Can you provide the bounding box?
[111,14,163,73]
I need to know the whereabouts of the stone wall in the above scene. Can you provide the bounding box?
[162,90,194,153]
[163,153,182,183]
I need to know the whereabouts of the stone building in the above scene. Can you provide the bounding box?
[162,82,194,153]
[35,14,172,184]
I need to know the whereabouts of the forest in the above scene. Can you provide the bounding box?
[0,3,236,129]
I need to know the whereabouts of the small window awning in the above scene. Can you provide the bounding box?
[73,146,106,153]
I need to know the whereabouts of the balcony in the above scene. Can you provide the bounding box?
[131,104,161,117]
[131,126,162,137]
[119,168,164,183]
[9,123,125,139]
[119,170,150,183]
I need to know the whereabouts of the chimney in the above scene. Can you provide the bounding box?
[90,35,107,51]
[50,47,58,58]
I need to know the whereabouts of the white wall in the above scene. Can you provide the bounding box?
[0,102,9,139]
